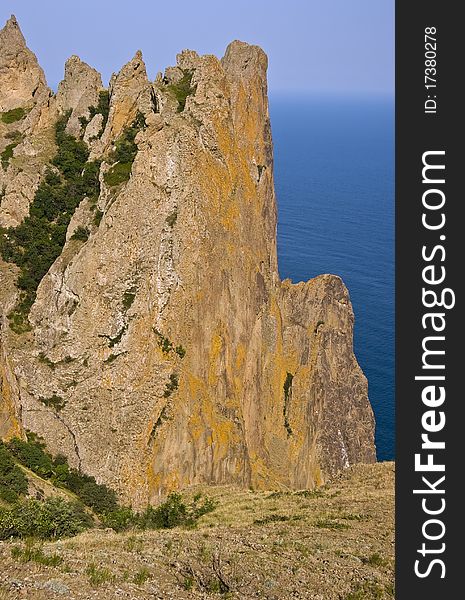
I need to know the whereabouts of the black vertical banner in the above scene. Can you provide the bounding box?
[396,2,461,598]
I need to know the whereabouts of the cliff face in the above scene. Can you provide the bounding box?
[0,16,375,505]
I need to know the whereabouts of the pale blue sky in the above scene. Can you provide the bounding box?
[1,1,394,95]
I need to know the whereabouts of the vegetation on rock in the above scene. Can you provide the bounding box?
[70,225,90,241]
[1,107,27,124]
[165,70,196,112]
[0,443,28,503]
[1,141,19,169]
[5,434,117,514]
[283,372,294,436]
[79,90,110,137]
[104,112,145,187]
[0,111,101,332]
[1,434,216,541]
[163,373,179,397]
[0,497,93,540]
[38,394,67,412]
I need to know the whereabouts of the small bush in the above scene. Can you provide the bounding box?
[122,289,136,310]
[0,497,93,540]
[104,161,132,186]
[253,514,292,525]
[5,130,23,141]
[163,373,179,397]
[7,436,55,478]
[39,394,67,412]
[104,112,146,187]
[345,581,388,600]
[93,209,104,226]
[166,211,178,227]
[101,506,137,532]
[0,443,28,503]
[362,552,390,568]
[154,329,174,354]
[38,352,55,369]
[86,562,115,586]
[175,345,186,358]
[1,142,19,169]
[165,70,196,112]
[134,567,151,585]
[139,492,216,530]
[79,91,110,137]
[71,226,90,242]
[104,353,119,364]
[1,107,26,124]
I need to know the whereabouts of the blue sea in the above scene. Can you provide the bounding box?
[270,95,394,461]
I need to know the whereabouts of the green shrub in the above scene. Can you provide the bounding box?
[1,142,19,170]
[165,70,196,112]
[7,434,117,515]
[0,443,28,503]
[134,567,151,585]
[154,329,173,354]
[163,373,179,397]
[0,497,93,540]
[70,226,90,241]
[139,492,216,530]
[122,289,136,310]
[86,562,115,586]
[1,107,27,124]
[38,352,55,368]
[175,345,186,358]
[104,353,118,363]
[166,211,178,227]
[104,161,132,186]
[103,112,146,187]
[344,581,388,600]
[79,91,110,137]
[7,436,55,478]
[39,394,67,412]
[72,478,118,514]
[101,506,137,532]
[253,514,292,525]
[362,552,390,568]
[283,372,293,436]
[93,209,104,226]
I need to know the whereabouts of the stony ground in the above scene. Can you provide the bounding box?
[0,462,394,600]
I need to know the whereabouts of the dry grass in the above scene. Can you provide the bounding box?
[0,462,394,599]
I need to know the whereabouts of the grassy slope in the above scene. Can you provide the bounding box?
[0,462,394,600]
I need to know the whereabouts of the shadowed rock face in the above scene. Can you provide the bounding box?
[0,19,376,505]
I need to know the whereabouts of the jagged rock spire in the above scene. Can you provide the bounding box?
[56,55,103,136]
[0,15,47,111]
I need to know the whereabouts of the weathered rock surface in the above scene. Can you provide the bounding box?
[0,18,376,506]
[0,15,47,112]
[55,55,103,137]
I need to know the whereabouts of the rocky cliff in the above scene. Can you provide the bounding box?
[0,15,375,505]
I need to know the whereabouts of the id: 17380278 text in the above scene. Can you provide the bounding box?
[424,27,438,114]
